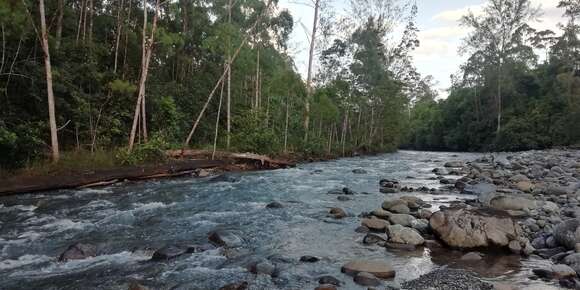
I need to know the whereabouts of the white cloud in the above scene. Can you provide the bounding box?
[432,4,483,23]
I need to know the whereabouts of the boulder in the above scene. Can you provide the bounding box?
[58,243,97,261]
[341,260,396,279]
[299,255,320,263]
[429,208,523,248]
[387,225,424,246]
[418,209,433,220]
[533,264,576,280]
[363,233,388,245]
[151,245,187,261]
[208,230,243,248]
[353,272,381,286]
[371,208,391,219]
[379,179,401,193]
[553,219,580,249]
[389,214,416,227]
[361,217,390,232]
[329,207,347,219]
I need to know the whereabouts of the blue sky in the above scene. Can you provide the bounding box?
[279,0,564,97]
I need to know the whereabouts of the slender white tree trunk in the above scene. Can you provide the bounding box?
[39,0,60,161]
[113,0,125,74]
[56,0,64,49]
[227,0,232,149]
[304,0,320,142]
[128,0,159,152]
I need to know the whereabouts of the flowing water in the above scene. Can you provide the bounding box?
[0,151,559,289]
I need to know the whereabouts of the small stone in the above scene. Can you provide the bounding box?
[299,255,320,263]
[329,207,347,219]
[353,272,381,286]
[208,230,243,248]
[353,169,367,174]
[460,252,483,261]
[266,201,284,209]
[341,260,396,279]
[58,243,97,262]
[318,275,341,286]
[151,245,187,261]
[315,284,337,290]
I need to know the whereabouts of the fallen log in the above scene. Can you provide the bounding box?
[0,160,225,196]
[167,150,295,168]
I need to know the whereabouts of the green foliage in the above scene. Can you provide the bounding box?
[115,134,169,166]
[231,110,280,155]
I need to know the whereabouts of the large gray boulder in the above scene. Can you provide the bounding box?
[429,208,522,248]
[387,225,424,246]
[489,196,537,211]
[553,219,580,250]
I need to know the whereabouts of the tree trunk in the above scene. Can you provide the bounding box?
[56,0,64,49]
[122,0,132,79]
[76,0,86,43]
[88,0,94,43]
[128,0,159,152]
[39,0,60,162]
[255,45,260,110]
[113,0,125,74]
[496,60,502,135]
[304,0,320,142]
[226,0,232,149]
[284,93,289,153]
[212,73,225,160]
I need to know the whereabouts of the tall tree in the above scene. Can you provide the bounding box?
[304,0,321,141]
[461,0,539,134]
[39,0,60,161]
[128,0,160,152]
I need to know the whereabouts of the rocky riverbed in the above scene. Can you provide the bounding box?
[1,150,579,289]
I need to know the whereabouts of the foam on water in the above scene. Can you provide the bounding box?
[0,255,53,271]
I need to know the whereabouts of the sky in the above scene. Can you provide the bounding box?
[278,0,566,98]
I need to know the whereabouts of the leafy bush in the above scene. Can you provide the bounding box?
[115,134,169,165]
[231,110,280,155]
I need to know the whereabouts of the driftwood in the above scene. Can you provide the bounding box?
[167,150,295,168]
[0,159,224,196]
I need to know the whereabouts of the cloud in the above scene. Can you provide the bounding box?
[432,4,484,23]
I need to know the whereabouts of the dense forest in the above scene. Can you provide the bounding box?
[0,0,429,171]
[406,0,580,152]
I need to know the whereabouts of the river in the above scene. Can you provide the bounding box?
[0,151,557,289]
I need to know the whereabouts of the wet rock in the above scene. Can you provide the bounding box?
[128,282,149,290]
[389,203,411,214]
[429,208,523,248]
[318,275,341,286]
[533,264,576,280]
[379,179,401,194]
[462,183,497,196]
[389,213,416,227]
[418,209,433,220]
[401,269,493,290]
[341,260,396,279]
[362,217,390,232]
[363,233,388,245]
[352,169,367,174]
[532,236,547,249]
[537,247,567,259]
[461,252,483,261]
[432,168,448,175]
[329,207,347,219]
[337,196,352,201]
[371,208,391,219]
[218,281,248,290]
[508,240,522,254]
[342,187,357,195]
[315,284,337,290]
[444,161,464,168]
[266,201,284,209]
[353,272,381,286]
[355,226,370,233]
[210,174,240,183]
[387,225,424,246]
[58,243,97,261]
[208,230,243,248]
[151,245,187,261]
[299,255,320,263]
[247,259,276,276]
[411,219,430,235]
[554,219,580,249]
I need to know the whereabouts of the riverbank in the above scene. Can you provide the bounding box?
[0,150,298,196]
